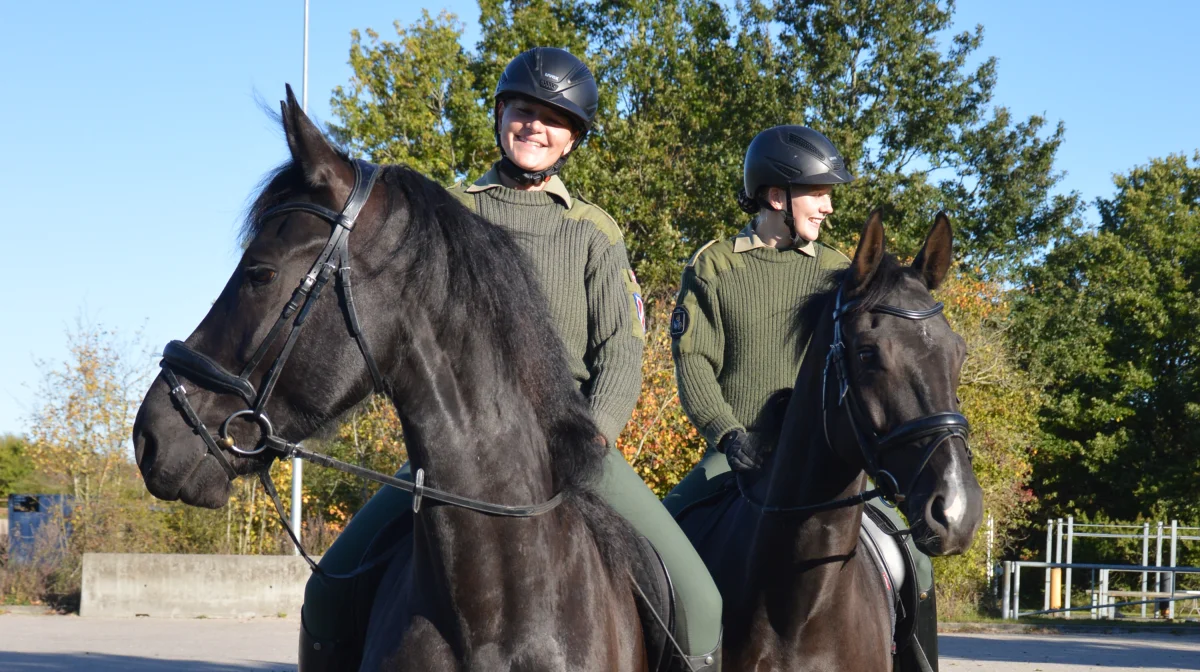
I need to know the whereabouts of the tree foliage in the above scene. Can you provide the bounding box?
[25,320,150,505]
[1012,153,1200,523]
[327,0,1077,289]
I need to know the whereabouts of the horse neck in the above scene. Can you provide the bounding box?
[385,307,554,507]
[750,299,869,570]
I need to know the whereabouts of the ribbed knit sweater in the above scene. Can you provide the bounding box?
[447,166,645,445]
[671,226,850,449]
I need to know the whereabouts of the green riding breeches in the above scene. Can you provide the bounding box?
[302,449,723,656]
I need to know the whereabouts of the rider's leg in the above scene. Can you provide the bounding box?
[662,446,730,518]
[300,462,413,665]
[596,448,722,668]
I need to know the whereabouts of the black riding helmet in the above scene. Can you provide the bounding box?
[493,47,599,185]
[738,125,855,227]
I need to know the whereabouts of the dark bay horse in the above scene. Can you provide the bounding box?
[131,86,648,671]
[678,211,983,670]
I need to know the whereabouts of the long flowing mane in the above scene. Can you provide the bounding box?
[240,159,608,497]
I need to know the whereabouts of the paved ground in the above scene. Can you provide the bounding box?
[0,613,299,671]
[4,613,1200,671]
[941,631,1200,672]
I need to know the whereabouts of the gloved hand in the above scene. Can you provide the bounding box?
[719,429,766,472]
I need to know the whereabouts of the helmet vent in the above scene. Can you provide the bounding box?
[539,77,560,91]
[829,157,844,171]
[786,132,825,160]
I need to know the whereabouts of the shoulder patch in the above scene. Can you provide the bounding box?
[669,306,690,339]
[686,240,719,268]
[568,193,622,245]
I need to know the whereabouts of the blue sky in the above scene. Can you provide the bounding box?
[1,0,1197,436]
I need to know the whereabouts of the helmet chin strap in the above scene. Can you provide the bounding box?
[775,184,803,246]
[497,154,568,186]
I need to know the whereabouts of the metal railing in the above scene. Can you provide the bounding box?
[1001,560,1200,620]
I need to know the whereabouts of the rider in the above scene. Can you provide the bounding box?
[663,125,941,668]
[300,47,722,672]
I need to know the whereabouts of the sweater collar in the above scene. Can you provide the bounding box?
[732,221,816,257]
[466,163,573,209]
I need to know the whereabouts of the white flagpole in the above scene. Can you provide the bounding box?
[291,0,310,555]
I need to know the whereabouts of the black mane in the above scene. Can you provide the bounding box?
[241,158,608,499]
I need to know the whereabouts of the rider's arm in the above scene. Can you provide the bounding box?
[672,265,743,449]
[582,219,645,447]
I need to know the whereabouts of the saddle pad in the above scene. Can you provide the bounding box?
[860,507,907,597]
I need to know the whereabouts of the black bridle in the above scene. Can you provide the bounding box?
[742,285,971,516]
[158,159,563,571]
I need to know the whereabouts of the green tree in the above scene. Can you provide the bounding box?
[329,10,492,183]
[1012,153,1200,523]
[0,434,49,501]
[769,0,1079,275]
[329,0,1076,289]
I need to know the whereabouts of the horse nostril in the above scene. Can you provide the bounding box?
[929,495,950,531]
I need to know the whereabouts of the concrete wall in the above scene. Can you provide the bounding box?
[81,553,318,619]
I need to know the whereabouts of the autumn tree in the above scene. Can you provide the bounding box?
[26,320,150,505]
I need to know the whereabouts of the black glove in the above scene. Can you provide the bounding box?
[719,429,765,473]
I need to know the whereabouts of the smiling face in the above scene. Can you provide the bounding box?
[766,184,834,242]
[497,97,578,173]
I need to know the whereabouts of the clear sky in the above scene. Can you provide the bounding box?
[1,0,1197,436]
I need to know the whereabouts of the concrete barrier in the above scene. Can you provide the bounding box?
[81,552,318,619]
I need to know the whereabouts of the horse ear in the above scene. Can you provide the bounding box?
[280,84,353,202]
[847,208,886,297]
[912,212,953,290]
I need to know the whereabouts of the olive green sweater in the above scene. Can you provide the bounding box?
[671,223,850,449]
[447,165,645,445]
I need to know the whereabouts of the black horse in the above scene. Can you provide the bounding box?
[132,87,650,670]
[677,211,984,670]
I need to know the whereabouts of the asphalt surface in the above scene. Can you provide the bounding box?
[940,631,1200,671]
[4,613,1200,671]
[0,613,299,671]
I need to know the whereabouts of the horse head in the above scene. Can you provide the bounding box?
[132,85,398,508]
[824,209,983,556]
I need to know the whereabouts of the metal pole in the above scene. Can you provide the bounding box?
[1142,522,1150,618]
[1014,562,1022,619]
[1001,561,1012,619]
[1065,516,1074,618]
[1156,521,1164,607]
[290,0,310,556]
[988,511,998,600]
[1099,568,1108,619]
[1044,519,1054,612]
[1169,520,1178,619]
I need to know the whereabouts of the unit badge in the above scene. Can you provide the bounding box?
[669,306,689,338]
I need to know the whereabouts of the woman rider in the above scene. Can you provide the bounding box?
[664,125,941,668]
[300,47,722,672]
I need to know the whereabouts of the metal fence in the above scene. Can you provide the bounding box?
[1000,560,1200,620]
[1037,516,1200,619]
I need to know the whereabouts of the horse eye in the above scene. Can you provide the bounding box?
[857,348,876,365]
[246,266,278,286]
